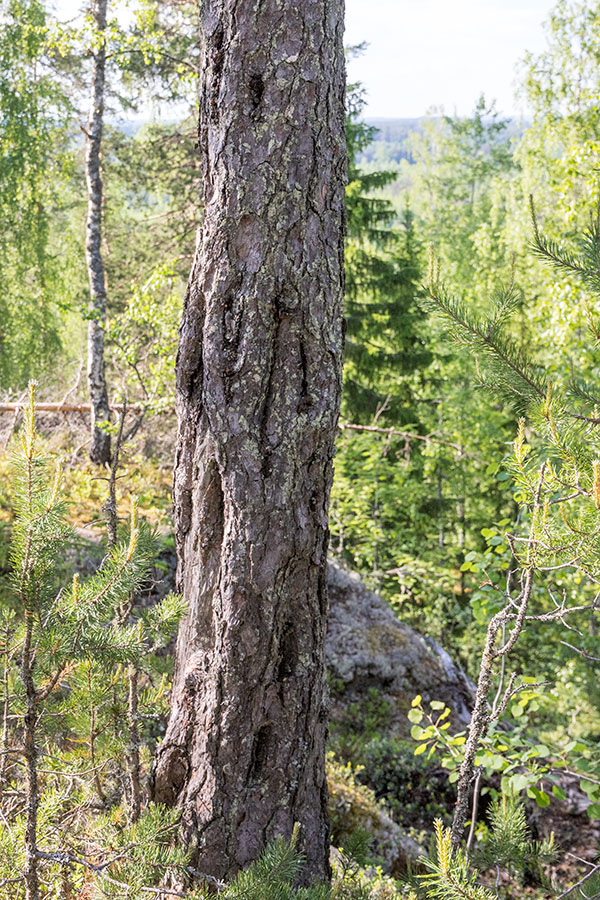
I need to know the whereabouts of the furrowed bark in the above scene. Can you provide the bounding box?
[152,0,346,883]
[85,0,111,466]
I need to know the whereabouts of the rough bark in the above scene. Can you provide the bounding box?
[85,0,111,466]
[151,0,346,883]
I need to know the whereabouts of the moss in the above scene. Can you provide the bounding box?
[364,624,409,653]
[327,755,419,874]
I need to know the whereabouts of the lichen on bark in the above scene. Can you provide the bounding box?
[151,0,347,883]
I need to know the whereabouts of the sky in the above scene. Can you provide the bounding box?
[345,0,557,119]
[53,0,559,120]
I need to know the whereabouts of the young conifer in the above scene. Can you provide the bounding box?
[426,190,600,864]
[0,384,186,898]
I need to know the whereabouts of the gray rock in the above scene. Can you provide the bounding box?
[326,559,475,735]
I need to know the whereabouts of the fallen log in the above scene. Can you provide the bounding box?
[0,404,463,452]
[0,403,144,413]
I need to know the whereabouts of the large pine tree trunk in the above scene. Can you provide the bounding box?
[85,0,111,466]
[151,0,346,882]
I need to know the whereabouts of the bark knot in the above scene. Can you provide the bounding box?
[248,73,265,109]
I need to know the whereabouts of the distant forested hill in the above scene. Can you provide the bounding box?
[359,116,527,167]
[359,118,425,165]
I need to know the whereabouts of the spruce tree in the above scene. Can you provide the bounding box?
[343,82,430,426]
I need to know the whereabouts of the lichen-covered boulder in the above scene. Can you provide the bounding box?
[326,559,474,737]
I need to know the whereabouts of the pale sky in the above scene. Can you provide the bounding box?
[345,0,557,118]
[54,0,559,119]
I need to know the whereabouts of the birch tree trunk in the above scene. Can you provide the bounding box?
[151,0,346,883]
[85,0,111,466]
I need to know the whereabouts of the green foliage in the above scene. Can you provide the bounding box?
[0,386,185,896]
[417,821,495,900]
[473,795,556,876]
[331,687,392,753]
[427,279,545,414]
[429,185,600,585]
[406,95,515,300]
[3,1,600,895]
[109,258,183,411]
[194,825,402,900]
[327,755,394,868]
[212,827,326,900]
[333,94,518,668]
[93,805,190,898]
[343,76,430,425]
[408,687,581,815]
[353,736,456,831]
[0,0,75,387]
[415,803,555,900]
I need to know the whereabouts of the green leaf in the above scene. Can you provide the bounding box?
[580,779,599,797]
[411,694,422,707]
[430,700,445,710]
[533,744,550,757]
[533,789,550,808]
[509,773,530,793]
[408,708,423,724]
[587,803,600,819]
[414,743,428,756]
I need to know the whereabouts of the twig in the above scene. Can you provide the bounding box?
[555,863,600,899]
[35,847,225,894]
[465,769,482,856]
[339,422,466,453]
[105,401,128,549]
[560,640,600,662]
[450,465,545,846]
[58,359,85,408]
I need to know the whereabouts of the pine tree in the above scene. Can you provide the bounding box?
[151,0,346,881]
[415,805,554,900]
[0,384,186,898]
